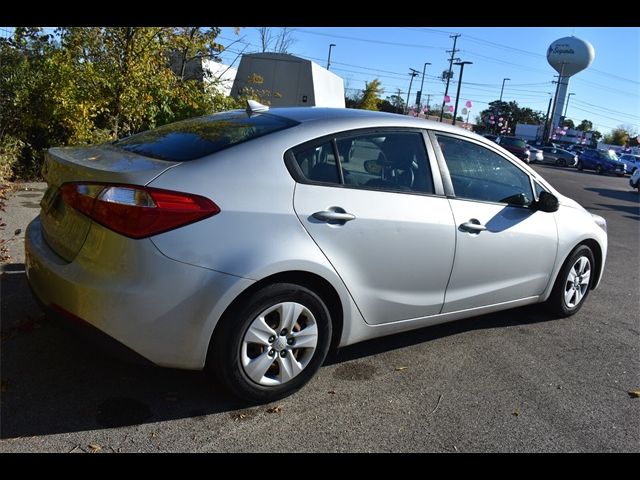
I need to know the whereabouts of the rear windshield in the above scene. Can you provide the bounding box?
[500,137,527,149]
[115,111,298,161]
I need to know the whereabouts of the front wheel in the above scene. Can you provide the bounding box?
[209,283,332,403]
[546,245,595,317]
[577,161,584,171]
[596,164,603,175]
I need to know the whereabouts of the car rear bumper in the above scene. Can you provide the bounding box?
[25,216,253,370]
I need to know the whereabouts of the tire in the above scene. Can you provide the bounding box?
[577,161,583,171]
[596,164,603,175]
[546,245,595,317]
[558,159,567,167]
[209,283,332,403]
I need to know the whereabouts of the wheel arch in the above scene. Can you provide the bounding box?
[205,270,344,366]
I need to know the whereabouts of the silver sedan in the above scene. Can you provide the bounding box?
[25,104,608,402]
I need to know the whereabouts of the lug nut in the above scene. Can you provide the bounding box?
[280,350,287,358]
[280,329,288,336]
[287,338,295,346]
[268,349,275,357]
[268,336,276,343]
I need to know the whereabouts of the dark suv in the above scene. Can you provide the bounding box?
[495,136,530,163]
[577,149,626,176]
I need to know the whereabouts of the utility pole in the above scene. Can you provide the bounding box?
[417,62,431,111]
[405,69,419,114]
[326,43,336,70]
[439,34,461,122]
[426,94,431,117]
[452,61,472,126]
[542,94,553,143]
[499,78,510,102]
[547,63,566,142]
[564,92,575,117]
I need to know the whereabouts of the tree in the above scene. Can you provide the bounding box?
[478,100,545,134]
[576,119,593,132]
[358,79,383,111]
[0,26,240,181]
[256,27,296,54]
[562,118,575,129]
[604,125,638,146]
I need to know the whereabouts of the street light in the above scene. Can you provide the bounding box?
[499,77,510,102]
[405,69,419,114]
[417,62,431,111]
[326,43,336,70]
[564,92,575,118]
[452,61,472,126]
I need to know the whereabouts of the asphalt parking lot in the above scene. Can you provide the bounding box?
[1,164,638,453]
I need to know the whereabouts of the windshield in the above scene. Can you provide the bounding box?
[116,111,298,161]
[500,137,527,149]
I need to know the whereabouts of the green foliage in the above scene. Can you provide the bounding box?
[358,79,383,111]
[576,119,593,132]
[562,118,575,129]
[479,100,545,133]
[0,27,238,180]
[603,125,637,146]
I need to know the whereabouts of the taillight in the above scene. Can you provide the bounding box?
[60,183,220,239]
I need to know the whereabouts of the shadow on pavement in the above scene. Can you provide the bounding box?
[0,266,247,439]
[585,187,640,205]
[328,304,558,365]
[2,262,561,439]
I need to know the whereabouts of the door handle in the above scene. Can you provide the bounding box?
[459,219,487,233]
[312,208,356,224]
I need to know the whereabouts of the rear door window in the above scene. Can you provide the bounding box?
[288,131,434,195]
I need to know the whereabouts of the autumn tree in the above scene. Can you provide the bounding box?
[358,79,383,111]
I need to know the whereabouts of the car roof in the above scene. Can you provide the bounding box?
[263,107,476,137]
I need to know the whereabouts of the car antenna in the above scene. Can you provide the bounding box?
[246,99,269,116]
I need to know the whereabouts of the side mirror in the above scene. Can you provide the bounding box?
[533,191,559,213]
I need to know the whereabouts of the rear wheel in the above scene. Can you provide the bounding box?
[209,283,332,403]
[546,245,595,317]
[577,161,583,171]
[596,164,603,175]
[557,158,567,167]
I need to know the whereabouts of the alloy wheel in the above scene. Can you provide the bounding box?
[563,256,591,309]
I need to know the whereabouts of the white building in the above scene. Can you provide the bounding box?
[231,53,345,108]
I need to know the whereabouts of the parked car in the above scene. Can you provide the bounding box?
[567,144,587,154]
[526,144,544,163]
[25,104,608,403]
[482,134,497,142]
[539,146,579,167]
[495,136,531,163]
[618,153,640,175]
[630,168,640,191]
[577,149,626,176]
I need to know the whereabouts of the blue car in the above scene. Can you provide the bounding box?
[618,153,640,175]
[577,149,626,176]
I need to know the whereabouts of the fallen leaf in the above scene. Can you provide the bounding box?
[266,405,283,414]
[395,366,408,371]
[88,444,102,453]
[512,410,520,417]
[233,413,247,421]
[628,390,640,398]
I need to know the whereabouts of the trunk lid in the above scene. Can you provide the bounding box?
[40,145,179,261]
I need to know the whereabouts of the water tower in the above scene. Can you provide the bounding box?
[547,36,595,138]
